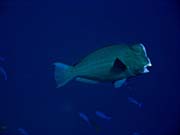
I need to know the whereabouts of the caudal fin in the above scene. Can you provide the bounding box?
[54,62,74,88]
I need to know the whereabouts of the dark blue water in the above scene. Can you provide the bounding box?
[0,0,180,135]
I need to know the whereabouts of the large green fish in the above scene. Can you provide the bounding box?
[54,43,152,88]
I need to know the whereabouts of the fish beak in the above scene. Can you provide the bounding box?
[146,62,152,67]
[143,59,152,73]
[147,58,152,67]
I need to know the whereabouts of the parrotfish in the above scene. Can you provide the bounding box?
[54,43,152,88]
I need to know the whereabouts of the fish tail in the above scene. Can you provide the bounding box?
[54,62,75,88]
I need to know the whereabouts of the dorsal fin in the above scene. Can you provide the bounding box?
[111,58,127,73]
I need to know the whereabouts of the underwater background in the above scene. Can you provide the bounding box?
[0,0,180,135]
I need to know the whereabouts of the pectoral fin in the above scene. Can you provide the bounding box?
[113,79,126,88]
[111,58,127,73]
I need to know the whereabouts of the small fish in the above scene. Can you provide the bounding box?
[95,111,112,120]
[54,43,152,88]
[0,126,7,130]
[79,112,91,126]
[0,125,7,133]
[0,56,5,61]
[128,97,143,108]
[0,67,7,80]
[132,132,141,135]
[79,112,100,132]
[17,128,29,135]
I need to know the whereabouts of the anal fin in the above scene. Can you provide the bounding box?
[76,77,99,84]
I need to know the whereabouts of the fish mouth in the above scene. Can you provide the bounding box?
[142,58,152,73]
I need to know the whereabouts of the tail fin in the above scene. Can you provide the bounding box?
[54,62,74,88]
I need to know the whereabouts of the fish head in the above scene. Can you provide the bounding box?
[129,43,152,75]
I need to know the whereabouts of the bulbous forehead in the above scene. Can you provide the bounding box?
[130,43,148,56]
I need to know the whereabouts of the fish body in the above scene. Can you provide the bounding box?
[17,128,29,135]
[95,111,112,120]
[79,112,100,132]
[79,112,91,125]
[0,67,7,80]
[128,97,143,108]
[0,56,5,61]
[73,45,128,81]
[54,43,152,88]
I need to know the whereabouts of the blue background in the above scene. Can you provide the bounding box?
[0,0,180,135]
